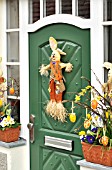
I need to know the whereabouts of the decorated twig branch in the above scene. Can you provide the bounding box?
[73,63,112,147]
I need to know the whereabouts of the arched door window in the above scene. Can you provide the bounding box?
[29,0,90,23]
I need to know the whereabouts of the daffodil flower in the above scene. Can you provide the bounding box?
[96,95,102,101]
[81,89,86,93]
[85,85,91,90]
[95,115,98,120]
[79,92,84,96]
[104,93,107,99]
[75,95,81,101]
[7,115,11,121]
[79,131,86,136]
[105,111,109,119]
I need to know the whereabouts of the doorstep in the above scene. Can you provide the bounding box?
[77,159,112,170]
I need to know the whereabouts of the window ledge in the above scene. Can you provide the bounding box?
[77,159,112,170]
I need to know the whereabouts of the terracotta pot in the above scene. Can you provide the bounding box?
[81,142,112,166]
[0,126,20,143]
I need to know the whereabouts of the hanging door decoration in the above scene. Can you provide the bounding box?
[39,37,73,122]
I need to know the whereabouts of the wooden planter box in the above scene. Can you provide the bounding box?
[81,142,112,167]
[0,126,20,143]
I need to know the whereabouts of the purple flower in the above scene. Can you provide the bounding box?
[86,135,95,144]
[80,136,85,142]
[91,127,97,133]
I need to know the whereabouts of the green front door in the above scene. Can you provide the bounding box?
[29,23,90,170]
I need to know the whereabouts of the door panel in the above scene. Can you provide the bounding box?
[43,148,80,170]
[29,23,90,170]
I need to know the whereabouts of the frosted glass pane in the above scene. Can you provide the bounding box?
[7,32,19,62]
[7,66,20,96]
[6,0,19,29]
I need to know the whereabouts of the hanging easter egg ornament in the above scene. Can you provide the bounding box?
[101,127,109,146]
[69,113,76,123]
[91,99,98,109]
[84,119,91,129]
[9,87,15,95]
[101,136,109,146]
[69,101,76,123]
[9,79,15,95]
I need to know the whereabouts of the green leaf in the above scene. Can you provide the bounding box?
[6,109,11,116]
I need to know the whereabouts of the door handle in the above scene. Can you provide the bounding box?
[27,114,35,143]
[27,123,33,130]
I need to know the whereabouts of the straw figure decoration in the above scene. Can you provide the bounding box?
[39,37,73,122]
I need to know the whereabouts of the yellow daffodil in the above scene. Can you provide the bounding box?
[85,85,91,90]
[0,99,3,107]
[104,93,107,99]
[7,115,11,121]
[95,115,98,120]
[75,95,81,101]
[105,111,109,119]
[96,95,101,101]
[79,92,84,96]
[81,89,86,93]
[79,131,86,136]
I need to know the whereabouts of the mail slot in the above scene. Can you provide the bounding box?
[45,136,73,151]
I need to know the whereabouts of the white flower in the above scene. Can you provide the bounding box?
[0,116,15,128]
[0,119,8,127]
[9,117,15,125]
[92,113,104,127]
[80,135,84,140]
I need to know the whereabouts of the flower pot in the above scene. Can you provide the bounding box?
[81,142,112,166]
[0,126,20,143]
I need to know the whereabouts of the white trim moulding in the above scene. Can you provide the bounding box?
[27,14,92,32]
[6,29,20,32]
[5,62,20,66]
[7,96,20,100]
[102,21,112,26]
